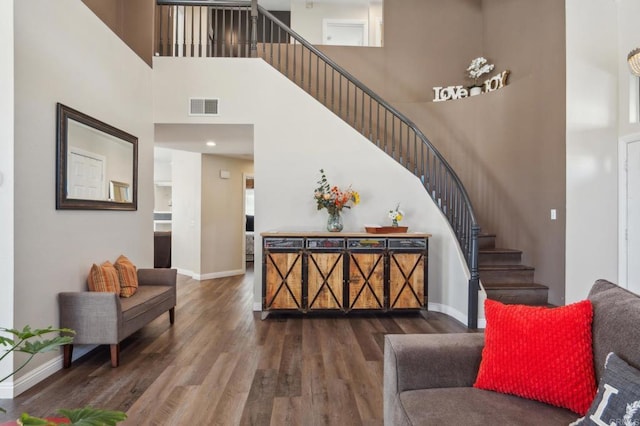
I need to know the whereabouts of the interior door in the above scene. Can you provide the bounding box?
[627,140,640,293]
[323,20,367,46]
[68,150,105,200]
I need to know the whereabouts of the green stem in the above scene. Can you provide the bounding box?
[0,337,26,364]
[0,352,36,384]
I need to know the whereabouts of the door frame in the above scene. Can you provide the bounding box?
[243,173,255,273]
[619,133,640,289]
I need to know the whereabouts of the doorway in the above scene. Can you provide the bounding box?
[244,174,255,269]
[625,139,640,293]
[322,19,368,46]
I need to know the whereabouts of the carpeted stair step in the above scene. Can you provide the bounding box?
[478,233,496,250]
[478,248,523,265]
[479,264,535,284]
[483,282,549,305]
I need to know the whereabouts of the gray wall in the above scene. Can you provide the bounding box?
[10,0,154,386]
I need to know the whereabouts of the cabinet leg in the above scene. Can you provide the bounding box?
[169,307,175,324]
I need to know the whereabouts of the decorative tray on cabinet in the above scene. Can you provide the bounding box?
[365,226,409,234]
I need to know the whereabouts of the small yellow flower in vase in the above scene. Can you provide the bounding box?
[388,203,404,227]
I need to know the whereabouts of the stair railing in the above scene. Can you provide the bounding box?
[155,0,481,328]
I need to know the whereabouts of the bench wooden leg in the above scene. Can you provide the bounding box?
[63,344,73,368]
[110,344,119,368]
[169,307,175,325]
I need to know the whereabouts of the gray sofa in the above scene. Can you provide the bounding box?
[384,280,640,425]
[59,268,177,368]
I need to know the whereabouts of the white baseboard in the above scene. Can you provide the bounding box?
[0,380,13,399]
[178,268,244,281]
[0,345,95,398]
[427,303,486,329]
[176,268,194,278]
[428,302,467,325]
[253,302,262,312]
[195,269,244,280]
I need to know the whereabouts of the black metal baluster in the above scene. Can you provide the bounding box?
[213,8,218,57]
[360,90,367,135]
[338,74,342,118]
[190,5,194,56]
[323,61,327,106]
[221,8,225,56]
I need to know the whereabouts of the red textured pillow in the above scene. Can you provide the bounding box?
[474,299,596,415]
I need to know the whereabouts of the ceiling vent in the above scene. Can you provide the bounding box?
[189,98,219,116]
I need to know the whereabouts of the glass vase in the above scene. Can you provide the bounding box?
[327,210,343,232]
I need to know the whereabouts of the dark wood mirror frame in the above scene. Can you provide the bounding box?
[56,103,138,210]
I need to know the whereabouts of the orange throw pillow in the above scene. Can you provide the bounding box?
[114,255,138,297]
[474,299,596,415]
[87,261,120,294]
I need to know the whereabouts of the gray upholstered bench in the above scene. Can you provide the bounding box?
[58,268,177,368]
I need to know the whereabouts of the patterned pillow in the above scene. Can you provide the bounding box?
[114,255,138,297]
[87,261,120,294]
[474,299,597,415]
[571,352,640,425]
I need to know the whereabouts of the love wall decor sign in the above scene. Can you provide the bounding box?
[432,70,510,102]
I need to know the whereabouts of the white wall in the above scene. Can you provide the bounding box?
[171,150,202,275]
[565,0,619,302]
[10,0,153,395]
[617,0,640,289]
[153,57,472,324]
[0,0,15,395]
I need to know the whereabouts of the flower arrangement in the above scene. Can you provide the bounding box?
[388,203,404,227]
[314,169,360,215]
[466,57,495,87]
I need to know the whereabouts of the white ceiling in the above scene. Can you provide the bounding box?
[154,123,254,160]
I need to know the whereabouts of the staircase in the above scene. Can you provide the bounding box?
[478,233,549,305]
[153,0,562,326]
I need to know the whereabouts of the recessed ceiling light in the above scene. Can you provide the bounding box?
[206,141,217,147]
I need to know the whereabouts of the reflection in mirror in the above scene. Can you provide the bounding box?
[110,181,131,203]
[56,103,138,210]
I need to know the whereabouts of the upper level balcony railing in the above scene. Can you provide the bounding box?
[155,0,481,328]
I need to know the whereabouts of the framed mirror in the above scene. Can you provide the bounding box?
[56,103,138,210]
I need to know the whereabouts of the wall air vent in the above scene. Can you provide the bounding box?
[189,98,219,116]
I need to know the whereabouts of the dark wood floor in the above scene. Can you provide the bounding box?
[1,266,471,425]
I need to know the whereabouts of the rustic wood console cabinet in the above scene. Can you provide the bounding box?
[261,232,431,314]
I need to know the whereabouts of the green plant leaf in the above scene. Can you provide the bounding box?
[17,413,56,425]
[1,326,75,341]
[0,336,16,347]
[17,337,75,355]
[57,407,127,425]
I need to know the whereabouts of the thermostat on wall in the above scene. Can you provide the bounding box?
[220,170,230,179]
